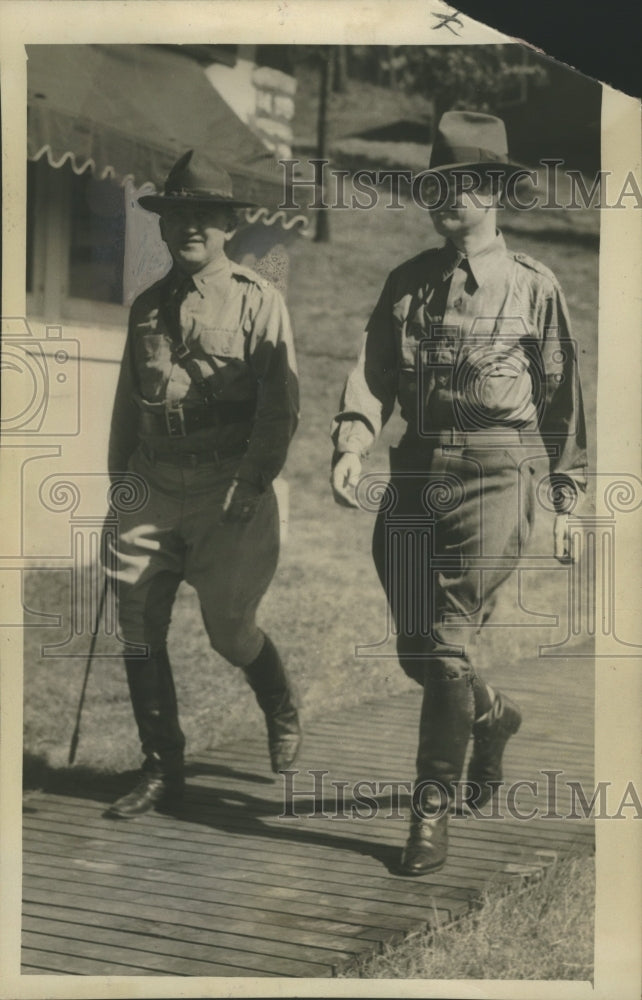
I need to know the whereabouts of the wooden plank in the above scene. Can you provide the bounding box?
[24,819,566,882]
[22,880,375,960]
[22,836,491,908]
[23,824,585,906]
[33,777,597,827]
[24,801,587,873]
[23,861,403,945]
[26,786,595,842]
[23,901,410,960]
[21,948,155,977]
[23,808,592,883]
[23,852,451,929]
[22,663,593,979]
[23,819,591,901]
[23,855,474,913]
[23,855,431,932]
[22,933,271,977]
[23,810,591,887]
[23,917,331,978]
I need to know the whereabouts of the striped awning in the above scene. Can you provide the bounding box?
[27,43,302,226]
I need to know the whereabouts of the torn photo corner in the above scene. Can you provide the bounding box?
[1,2,640,999]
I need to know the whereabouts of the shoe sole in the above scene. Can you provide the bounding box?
[104,791,185,820]
[399,858,447,876]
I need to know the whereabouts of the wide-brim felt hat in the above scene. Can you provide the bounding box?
[426,110,522,177]
[138,149,257,212]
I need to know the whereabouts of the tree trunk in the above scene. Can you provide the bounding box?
[388,46,397,90]
[333,46,348,93]
[314,48,332,243]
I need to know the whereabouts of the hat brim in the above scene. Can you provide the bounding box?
[138,194,257,212]
[423,160,527,179]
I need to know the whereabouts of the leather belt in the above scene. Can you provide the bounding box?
[138,399,255,438]
[435,428,523,447]
[140,440,246,466]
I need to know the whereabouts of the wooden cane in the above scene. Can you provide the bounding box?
[67,576,108,766]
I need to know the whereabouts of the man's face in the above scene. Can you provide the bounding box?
[428,171,499,240]
[159,204,234,272]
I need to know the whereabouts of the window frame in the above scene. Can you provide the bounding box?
[26,158,129,329]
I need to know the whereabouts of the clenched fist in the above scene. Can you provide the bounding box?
[221,478,263,524]
[331,452,362,509]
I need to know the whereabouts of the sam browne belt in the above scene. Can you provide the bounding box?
[138,398,256,438]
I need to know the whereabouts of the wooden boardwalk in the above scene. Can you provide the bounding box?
[22,651,594,978]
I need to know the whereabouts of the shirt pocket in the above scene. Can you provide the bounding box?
[193,323,246,362]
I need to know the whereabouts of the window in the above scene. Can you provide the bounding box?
[68,171,125,305]
[26,159,128,327]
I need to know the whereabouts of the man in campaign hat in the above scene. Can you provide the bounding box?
[105,150,301,818]
[331,111,587,873]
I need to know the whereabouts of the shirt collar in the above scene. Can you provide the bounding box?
[440,230,507,286]
[170,254,231,297]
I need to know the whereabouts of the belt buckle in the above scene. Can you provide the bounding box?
[173,342,190,362]
[443,427,465,451]
[165,404,186,437]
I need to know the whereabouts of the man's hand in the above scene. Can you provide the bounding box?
[553,512,575,563]
[221,478,263,524]
[331,452,362,508]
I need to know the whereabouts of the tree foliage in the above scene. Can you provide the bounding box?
[380,45,549,119]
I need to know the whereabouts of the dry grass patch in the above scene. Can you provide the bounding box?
[344,852,594,981]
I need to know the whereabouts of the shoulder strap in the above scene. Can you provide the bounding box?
[159,283,223,404]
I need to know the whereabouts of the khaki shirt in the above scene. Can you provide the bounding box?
[334,232,587,503]
[108,255,299,489]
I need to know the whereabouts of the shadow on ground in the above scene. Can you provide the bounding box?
[23,751,404,875]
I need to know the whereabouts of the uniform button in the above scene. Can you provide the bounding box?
[453,297,463,308]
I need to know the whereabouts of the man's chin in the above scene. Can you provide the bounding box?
[431,218,463,236]
[174,248,207,269]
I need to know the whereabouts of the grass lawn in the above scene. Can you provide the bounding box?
[23,190,598,782]
[343,851,595,980]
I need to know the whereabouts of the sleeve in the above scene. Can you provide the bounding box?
[235,283,299,489]
[331,275,398,459]
[107,317,140,483]
[538,280,588,513]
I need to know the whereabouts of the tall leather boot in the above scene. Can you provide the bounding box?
[107,650,186,819]
[242,635,301,773]
[466,690,522,809]
[400,674,474,876]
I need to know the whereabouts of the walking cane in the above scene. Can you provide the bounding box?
[67,576,108,766]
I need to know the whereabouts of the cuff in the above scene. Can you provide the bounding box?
[330,413,375,457]
[234,464,270,492]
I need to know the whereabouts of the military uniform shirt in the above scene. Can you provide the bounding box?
[334,231,587,505]
[109,255,299,489]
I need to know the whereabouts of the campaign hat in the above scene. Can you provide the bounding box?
[138,149,257,212]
